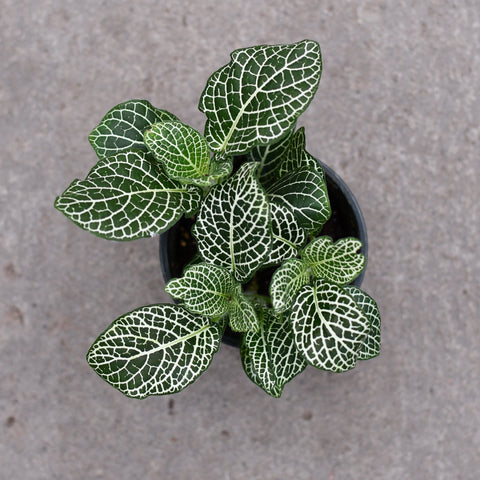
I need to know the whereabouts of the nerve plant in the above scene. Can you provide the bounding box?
[55,40,380,398]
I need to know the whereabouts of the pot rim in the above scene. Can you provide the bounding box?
[319,160,368,284]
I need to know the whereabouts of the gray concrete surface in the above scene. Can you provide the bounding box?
[1,1,479,479]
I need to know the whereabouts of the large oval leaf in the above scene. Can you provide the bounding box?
[199,40,322,154]
[193,162,272,282]
[290,279,370,372]
[241,308,307,397]
[87,304,226,398]
[55,150,201,240]
[89,100,178,159]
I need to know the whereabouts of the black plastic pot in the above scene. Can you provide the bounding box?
[159,160,368,347]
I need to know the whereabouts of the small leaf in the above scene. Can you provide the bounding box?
[249,127,322,188]
[165,263,236,318]
[209,153,233,182]
[302,236,365,285]
[268,167,330,235]
[228,288,259,332]
[277,127,321,176]
[270,258,309,313]
[144,121,212,186]
[193,162,272,282]
[263,202,306,267]
[87,304,226,398]
[55,150,201,240]
[290,279,370,372]
[343,285,381,360]
[89,100,178,158]
[248,127,295,187]
[200,40,322,154]
[241,308,307,397]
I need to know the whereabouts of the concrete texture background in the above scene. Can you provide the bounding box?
[1,1,479,479]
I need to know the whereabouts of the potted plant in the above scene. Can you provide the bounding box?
[55,39,381,398]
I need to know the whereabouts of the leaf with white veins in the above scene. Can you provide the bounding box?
[55,150,201,240]
[89,100,178,158]
[268,167,330,235]
[165,263,236,318]
[278,127,322,176]
[343,285,381,360]
[228,288,259,332]
[291,279,370,372]
[199,40,322,154]
[303,236,365,285]
[241,307,307,397]
[263,202,306,267]
[144,121,212,187]
[270,258,309,313]
[87,304,226,398]
[193,162,271,282]
[248,127,295,187]
[209,152,233,182]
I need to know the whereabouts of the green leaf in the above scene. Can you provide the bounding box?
[270,258,309,313]
[277,127,321,176]
[209,152,234,183]
[199,40,322,154]
[249,127,322,188]
[87,304,226,398]
[228,288,259,332]
[144,121,213,187]
[290,279,370,372]
[165,263,236,318]
[268,167,331,234]
[193,162,272,282]
[343,285,381,360]
[55,150,201,240]
[302,236,365,285]
[248,127,295,187]
[263,202,306,267]
[241,308,307,397]
[89,100,178,158]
